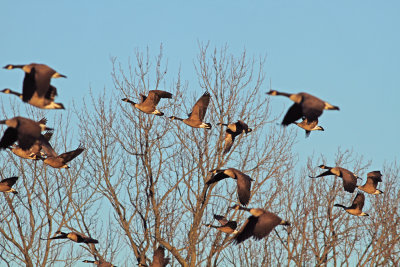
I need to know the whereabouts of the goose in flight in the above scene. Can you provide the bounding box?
[122,90,172,116]
[2,63,66,109]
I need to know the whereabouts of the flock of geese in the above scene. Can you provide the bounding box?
[0,63,385,266]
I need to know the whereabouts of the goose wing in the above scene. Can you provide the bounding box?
[58,147,84,163]
[0,176,18,187]
[223,130,235,154]
[151,246,170,267]
[32,64,57,98]
[0,128,18,149]
[146,90,172,105]
[234,170,252,206]
[252,212,281,239]
[213,214,228,225]
[339,168,357,193]
[351,193,365,210]
[282,103,303,126]
[206,171,229,185]
[188,92,210,121]
[234,215,258,244]
[22,68,36,101]
[39,134,58,157]
[367,171,382,185]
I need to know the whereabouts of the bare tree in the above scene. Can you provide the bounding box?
[0,45,398,267]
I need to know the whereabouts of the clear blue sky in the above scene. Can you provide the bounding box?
[1,1,398,169]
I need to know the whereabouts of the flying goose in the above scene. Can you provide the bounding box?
[266,90,339,126]
[0,116,52,151]
[217,120,252,154]
[122,90,172,116]
[357,171,383,195]
[42,145,84,169]
[150,246,170,267]
[230,205,290,244]
[2,63,66,109]
[8,118,52,160]
[43,231,98,244]
[309,165,359,193]
[334,192,369,216]
[169,91,211,129]
[8,131,52,160]
[294,118,324,137]
[0,176,19,194]
[207,168,253,206]
[204,214,238,234]
[83,260,116,267]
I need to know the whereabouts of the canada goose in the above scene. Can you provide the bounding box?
[8,131,52,160]
[294,118,324,137]
[150,246,170,267]
[43,231,98,244]
[83,260,116,267]
[122,90,172,116]
[357,171,383,195]
[169,91,211,129]
[217,120,252,154]
[0,116,52,150]
[229,205,290,244]
[334,192,369,216]
[0,176,18,194]
[3,63,66,109]
[309,165,359,193]
[43,146,84,169]
[207,168,253,206]
[266,90,339,126]
[204,214,238,234]
[8,118,52,160]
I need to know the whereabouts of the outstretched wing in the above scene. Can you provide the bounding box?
[206,171,228,185]
[189,92,210,121]
[213,214,228,225]
[22,67,37,102]
[282,103,303,126]
[351,193,365,210]
[59,147,84,163]
[235,170,252,206]
[234,216,258,244]
[223,131,235,154]
[145,90,172,106]
[0,176,18,187]
[0,128,18,149]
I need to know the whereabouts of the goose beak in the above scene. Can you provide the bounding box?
[52,72,67,78]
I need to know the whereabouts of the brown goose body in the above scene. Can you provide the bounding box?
[310,165,358,193]
[47,231,98,244]
[122,90,172,116]
[357,171,383,194]
[267,90,339,126]
[230,205,290,244]
[207,168,253,206]
[205,214,238,234]
[218,120,252,154]
[0,116,51,151]
[294,118,324,137]
[3,63,66,109]
[83,260,116,267]
[9,119,52,160]
[334,192,369,216]
[169,91,211,129]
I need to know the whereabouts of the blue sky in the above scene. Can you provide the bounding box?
[1,1,398,169]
